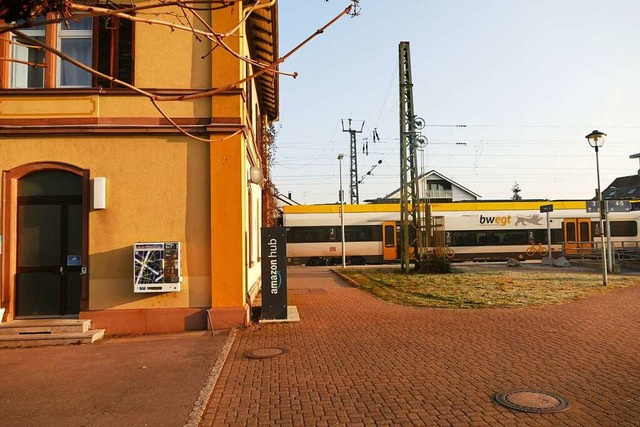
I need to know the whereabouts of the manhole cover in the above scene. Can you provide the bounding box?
[243,347,288,359]
[494,390,570,413]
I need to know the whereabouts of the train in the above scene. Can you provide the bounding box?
[282,200,640,265]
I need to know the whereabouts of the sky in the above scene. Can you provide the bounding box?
[271,0,640,205]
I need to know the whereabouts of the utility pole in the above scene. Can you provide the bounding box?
[338,153,346,268]
[342,118,364,204]
[399,41,429,273]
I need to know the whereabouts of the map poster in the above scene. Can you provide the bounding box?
[133,242,181,293]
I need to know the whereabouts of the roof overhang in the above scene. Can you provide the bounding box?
[247,1,279,122]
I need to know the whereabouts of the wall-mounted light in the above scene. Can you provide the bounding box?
[249,167,264,185]
[92,177,106,210]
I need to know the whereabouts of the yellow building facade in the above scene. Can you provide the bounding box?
[0,1,278,333]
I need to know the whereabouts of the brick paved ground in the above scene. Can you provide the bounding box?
[202,266,640,426]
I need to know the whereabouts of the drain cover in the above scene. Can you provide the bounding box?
[243,347,288,359]
[494,390,570,413]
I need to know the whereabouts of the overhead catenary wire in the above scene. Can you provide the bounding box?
[276,120,341,170]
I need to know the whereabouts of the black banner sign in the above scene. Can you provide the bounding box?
[261,227,288,320]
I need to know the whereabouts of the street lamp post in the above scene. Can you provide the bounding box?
[586,130,608,286]
[338,154,346,268]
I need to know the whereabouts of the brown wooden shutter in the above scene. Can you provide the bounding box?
[95,16,113,87]
[116,18,133,84]
[94,16,134,88]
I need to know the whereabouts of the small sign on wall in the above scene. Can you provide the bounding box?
[67,255,82,266]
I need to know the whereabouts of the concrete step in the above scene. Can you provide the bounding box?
[0,329,105,348]
[0,319,91,335]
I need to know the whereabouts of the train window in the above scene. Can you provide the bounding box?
[450,232,468,246]
[384,225,395,247]
[565,222,576,241]
[344,225,382,242]
[329,228,337,241]
[463,232,477,246]
[373,226,382,241]
[533,230,548,244]
[286,226,343,243]
[476,232,488,245]
[452,233,462,246]
[510,231,528,245]
[610,221,638,237]
[448,229,564,247]
[345,227,364,242]
[494,230,528,245]
[579,222,590,242]
[450,231,486,246]
[551,229,564,244]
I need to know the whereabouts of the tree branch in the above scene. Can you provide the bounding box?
[11,29,158,99]
[0,1,240,34]
[157,4,354,102]
[5,2,355,144]
[0,57,47,68]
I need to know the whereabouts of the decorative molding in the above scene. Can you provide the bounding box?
[0,97,97,117]
[0,116,244,136]
[0,87,244,96]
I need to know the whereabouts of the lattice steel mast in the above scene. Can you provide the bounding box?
[342,119,364,204]
[399,41,428,272]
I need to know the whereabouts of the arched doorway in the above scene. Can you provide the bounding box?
[2,163,89,319]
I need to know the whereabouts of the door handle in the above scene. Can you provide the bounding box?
[59,266,64,275]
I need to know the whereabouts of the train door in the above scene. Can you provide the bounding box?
[563,218,592,255]
[382,221,397,261]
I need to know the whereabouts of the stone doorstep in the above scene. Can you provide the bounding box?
[0,329,105,348]
[0,319,92,335]
[0,319,105,348]
[259,306,300,324]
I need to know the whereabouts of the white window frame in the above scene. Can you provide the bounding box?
[56,18,93,88]
[10,27,46,88]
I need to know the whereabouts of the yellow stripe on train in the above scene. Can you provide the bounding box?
[283,200,589,214]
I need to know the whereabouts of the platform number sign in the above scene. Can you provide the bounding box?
[586,201,599,213]
[608,200,632,212]
[586,200,631,213]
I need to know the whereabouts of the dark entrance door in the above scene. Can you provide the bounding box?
[16,171,83,317]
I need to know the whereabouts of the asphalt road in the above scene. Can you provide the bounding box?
[0,331,229,427]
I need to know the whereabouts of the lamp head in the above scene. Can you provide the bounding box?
[249,166,264,185]
[337,153,344,160]
[586,130,606,148]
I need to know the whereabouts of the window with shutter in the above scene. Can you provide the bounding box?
[94,15,134,88]
[4,13,134,89]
